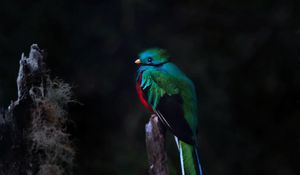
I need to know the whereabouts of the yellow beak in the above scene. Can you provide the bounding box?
[134,59,141,64]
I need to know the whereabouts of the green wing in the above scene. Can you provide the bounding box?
[140,69,195,144]
[140,69,179,109]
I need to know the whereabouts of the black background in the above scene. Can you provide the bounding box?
[0,0,300,174]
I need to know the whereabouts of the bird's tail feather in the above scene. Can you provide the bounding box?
[175,137,203,175]
[194,145,203,175]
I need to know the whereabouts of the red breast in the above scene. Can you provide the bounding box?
[136,75,154,113]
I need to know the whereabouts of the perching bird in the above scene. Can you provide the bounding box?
[135,48,203,175]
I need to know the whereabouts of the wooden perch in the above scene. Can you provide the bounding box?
[145,114,169,175]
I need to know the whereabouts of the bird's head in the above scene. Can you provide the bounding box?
[135,48,170,66]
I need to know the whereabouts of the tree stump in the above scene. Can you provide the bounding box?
[145,114,169,175]
[0,44,74,175]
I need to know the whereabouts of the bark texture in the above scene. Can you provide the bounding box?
[145,114,169,175]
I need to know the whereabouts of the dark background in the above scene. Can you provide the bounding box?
[0,0,300,174]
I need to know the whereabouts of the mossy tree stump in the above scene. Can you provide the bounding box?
[0,44,74,175]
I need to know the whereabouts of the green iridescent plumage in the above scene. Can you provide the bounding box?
[136,48,203,175]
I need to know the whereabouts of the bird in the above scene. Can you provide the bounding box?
[135,48,203,175]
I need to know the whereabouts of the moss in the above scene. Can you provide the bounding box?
[28,77,75,175]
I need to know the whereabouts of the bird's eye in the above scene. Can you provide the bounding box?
[148,57,153,63]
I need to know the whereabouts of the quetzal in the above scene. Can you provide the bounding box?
[135,48,203,175]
